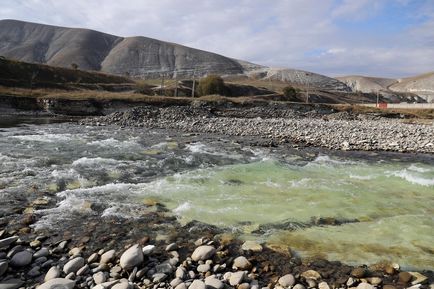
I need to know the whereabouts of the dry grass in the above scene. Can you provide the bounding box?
[331,104,434,119]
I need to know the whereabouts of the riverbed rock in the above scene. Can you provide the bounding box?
[351,267,367,278]
[45,266,61,281]
[229,271,246,286]
[241,241,263,252]
[120,245,143,270]
[197,263,210,273]
[189,280,206,289]
[233,256,251,270]
[0,237,18,248]
[205,276,224,289]
[399,272,413,284]
[0,279,24,289]
[318,282,330,289]
[93,272,107,284]
[10,250,32,267]
[191,246,216,261]
[301,270,321,281]
[0,261,8,276]
[356,282,374,289]
[409,272,428,285]
[100,249,116,264]
[142,245,155,255]
[293,284,306,289]
[37,278,76,289]
[278,274,295,288]
[34,247,50,259]
[63,257,85,274]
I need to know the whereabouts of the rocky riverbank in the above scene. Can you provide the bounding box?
[1,225,432,289]
[80,105,434,154]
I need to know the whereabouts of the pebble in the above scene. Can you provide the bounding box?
[399,272,413,284]
[383,285,397,289]
[152,273,167,283]
[34,247,50,259]
[76,264,90,276]
[166,243,178,251]
[191,246,216,262]
[37,278,76,289]
[88,253,99,263]
[100,250,116,264]
[356,283,374,289]
[278,274,295,288]
[28,265,42,277]
[175,267,187,279]
[142,245,156,255]
[10,250,33,267]
[0,261,8,276]
[351,267,367,278]
[63,256,85,274]
[0,237,19,248]
[170,278,184,288]
[293,284,306,289]
[93,272,107,284]
[120,245,143,270]
[175,283,187,289]
[233,256,251,270]
[301,270,321,281]
[155,262,174,274]
[111,282,131,289]
[367,277,382,285]
[229,271,245,286]
[204,276,224,289]
[0,279,24,289]
[45,266,61,281]
[197,264,210,273]
[409,272,428,285]
[239,283,250,289]
[318,282,330,289]
[189,280,206,289]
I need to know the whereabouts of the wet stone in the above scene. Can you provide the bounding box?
[101,250,116,264]
[351,267,367,278]
[10,250,32,267]
[45,266,61,281]
[189,280,206,289]
[278,274,295,288]
[233,256,251,270]
[63,257,85,274]
[399,272,412,284]
[0,278,24,289]
[229,271,245,286]
[0,261,8,276]
[120,245,143,270]
[191,246,216,262]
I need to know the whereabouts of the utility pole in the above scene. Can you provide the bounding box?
[376,90,379,107]
[191,69,196,98]
[306,82,309,104]
[160,73,165,96]
[174,72,178,97]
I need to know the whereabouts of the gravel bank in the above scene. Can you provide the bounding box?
[81,106,434,154]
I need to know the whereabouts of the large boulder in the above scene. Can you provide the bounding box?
[120,244,143,270]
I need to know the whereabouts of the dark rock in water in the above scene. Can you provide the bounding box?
[398,272,412,284]
[223,179,244,186]
[183,220,224,235]
[0,279,24,289]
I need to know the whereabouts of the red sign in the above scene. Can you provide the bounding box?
[377,103,388,109]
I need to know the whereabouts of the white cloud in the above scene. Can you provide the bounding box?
[1,0,433,77]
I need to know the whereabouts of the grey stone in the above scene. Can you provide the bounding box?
[189,280,206,289]
[142,245,155,255]
[176,267,187,279]
[410,272,428,285]
[191,246,216,262]
[166,243,178,251]
[152,273,167,283]
[0,261,8,276]
[278,274,295,288]
[233,256,251,270]
[293,284,306,289]
[155,263,174,274]
[111,281,131,289]
[28,266,42,277]
[170,278,183,288]
[0,279,24,289]
[205,276,224,289]
[45,266,61,282]
[37,278,76,289]
[63,257,85,274]
[77,264,90,276]
[239,283,250,289]
[356,283,375,289]
[120,245,143,270]
[65,272,76,280]
[94,272,107,284]
[0,237,18,248]
[10,250,32,267]
[34,247,50,259]
[88,253,99,263]
[318,282,330,289]
[301,270,321,281]
[229,271,245,286]
[92,280,119,289]
[175,283,187,289]
[100,250,116,264]
[197,264,211,273]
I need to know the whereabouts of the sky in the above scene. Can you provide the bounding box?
[1,0,434,78]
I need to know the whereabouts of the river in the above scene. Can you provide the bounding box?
[0,117,433,270]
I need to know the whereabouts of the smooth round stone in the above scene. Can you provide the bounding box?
[93,272,107,284]
[30,240,42,248]
[229,271,245,286]
[383,285,397,289]
[398,272,412,284]
[318,282,330,289]
[111,282,131,289]
[120,245,143,270]
[278,274,295,288]
[142,245,156,255]
[45,266,61,281]
[34,256,48,265]
[0,278,24,289]
[76,264,90,276]
[368,277,382,285]
[205,276,224,289]
[28,266,42,277]
[293,284,306,289]
[87,253,99,263]
[0,261,8,276]
[176,267,187,279]
[38,278,76,289]
[301,270,321,281]
[233,256,251,270]
[189,280,206,289]
[166,243,178,251]
[63,257,85,274]
[155,263,174,274]
[191,246,216,262]
[170,278,184,288]
[239,283,251,289]
[197,264,211,273]
[356,283,375,289]
[65,272,76,280]
[175,283,187,289]
[152,273,167,283]
[69,247,83,257]
[10,250,32,267]
[351,267,367,278]
[100,250,116,264]
[0,236,19,248]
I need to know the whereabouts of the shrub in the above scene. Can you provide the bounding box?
[282,86,299,99]
[197,75,228,96]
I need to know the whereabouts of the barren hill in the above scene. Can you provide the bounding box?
[336,75,397,93]
[389,72,434,102]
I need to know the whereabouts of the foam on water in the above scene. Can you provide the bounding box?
[10,133,75,143]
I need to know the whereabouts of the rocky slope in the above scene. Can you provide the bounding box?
[336,76,397,93]
[389,72,434,102]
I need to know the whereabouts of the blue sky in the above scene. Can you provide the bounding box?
[1,0,434,78]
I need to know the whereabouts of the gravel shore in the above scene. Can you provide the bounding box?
[81,105,434,154]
